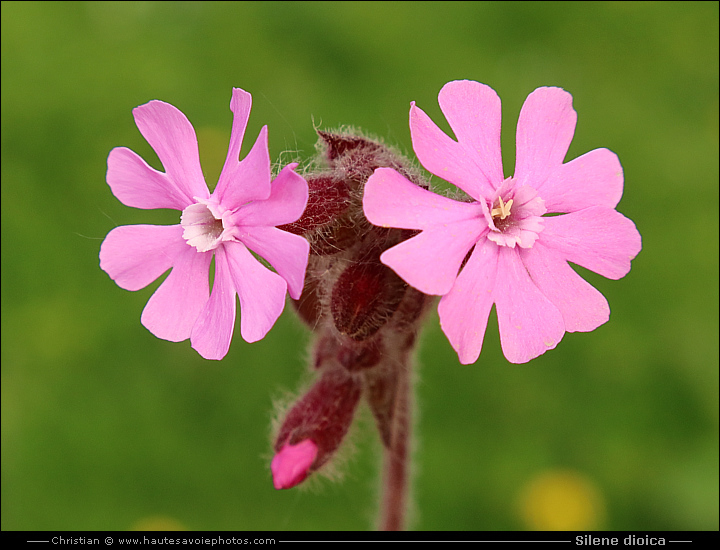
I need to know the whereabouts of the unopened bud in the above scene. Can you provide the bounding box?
[270,129,435,493]
[271,439,318,490]
[279,175,351,237]
[331,253,408,341]
[272,366,362,487]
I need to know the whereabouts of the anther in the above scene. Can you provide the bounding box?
[491,197,513,220]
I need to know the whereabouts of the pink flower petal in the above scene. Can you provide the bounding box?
[511,184,547,219]
[438,239,499,364]
[190,246,237,360]
[106,147,193,211]
[363,167,485,230]
[214,125,271,209]
[132,100,209,204]
[233,163,309,227]
[541,207,642,280]
[223,88,252,177]
[100,224,188,291]
[437,80,504,188]
[140,246,212,342]
[521,241,610,333]
[539,148,624,213]
[214,91,272,208]
[238,226,310,300]
[514,87,577,190]
[486,215,544,249]
[271,440,318,490]
[493,246,565,364]
[410,103,498,201]
[381,220,486,296]
[224,241,287,343]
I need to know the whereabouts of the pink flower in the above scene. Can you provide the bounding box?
[363,80,641,364]
[100,88,310,360]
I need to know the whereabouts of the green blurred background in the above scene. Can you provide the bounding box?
[2,1,718,531]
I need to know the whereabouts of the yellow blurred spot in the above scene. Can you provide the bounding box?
[131,515,187,531]
[518,469,605,531]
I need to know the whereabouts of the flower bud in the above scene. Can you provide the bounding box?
[271,129,435,491]
[286,175,350,232]
[330,251,408,341]
[272,366,362,486]
[291,273,323,329]
[271,439,318,490]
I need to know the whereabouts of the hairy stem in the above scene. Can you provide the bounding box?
[378,355,412,531]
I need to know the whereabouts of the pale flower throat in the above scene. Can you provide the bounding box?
[181,199,232,253]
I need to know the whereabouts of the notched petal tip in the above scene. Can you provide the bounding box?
[514,86,578,189]
[129,97,209,203]
[271,440,318,490]
[410,80,503,198]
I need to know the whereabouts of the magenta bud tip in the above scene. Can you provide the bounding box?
[271,439,318,490]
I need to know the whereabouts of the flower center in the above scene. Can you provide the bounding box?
[491,196,513,220]
[491,196,514,231]
[181,200,230,253]
[485,182,546,249]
